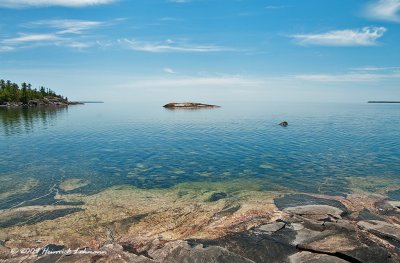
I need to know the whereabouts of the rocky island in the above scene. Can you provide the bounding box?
[163,102,220,109]
[0,79,81,108]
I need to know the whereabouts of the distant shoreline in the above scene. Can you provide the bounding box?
[368,101,400,103]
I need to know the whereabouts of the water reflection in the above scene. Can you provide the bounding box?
[0,107,68,136]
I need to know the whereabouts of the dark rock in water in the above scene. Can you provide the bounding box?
[0,208,83,228]
[274,194,348,212]
[279,121,288,127]
[207,192,228,202]
[388,189,400,201]
[163,102,220,109]
[357,208,384,221]
[212,204,241,220]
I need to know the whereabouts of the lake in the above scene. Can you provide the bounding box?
[1,102,399,211]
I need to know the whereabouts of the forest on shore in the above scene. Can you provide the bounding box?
[0,79,67,104]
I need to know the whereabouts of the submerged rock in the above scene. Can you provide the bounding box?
[207,192,228,202]
[163,102,220,109]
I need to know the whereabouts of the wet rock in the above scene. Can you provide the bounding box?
[258,222,286,233]
[357,208,384,221]
[357,220,400,243]
[0,207,84,228]
[283,205,344,221]
[207,192,228,202]
[279,121,288,127]
[275,194,348,212]
[388,189,400,201]
[212,204,241,220]
[289,251,349,263]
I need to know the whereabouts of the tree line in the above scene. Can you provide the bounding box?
[0,79,67,104]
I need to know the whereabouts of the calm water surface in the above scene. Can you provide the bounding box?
[1,102,399,209]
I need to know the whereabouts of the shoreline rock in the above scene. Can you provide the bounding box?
[163,102,220,109]
[0,97,83,108]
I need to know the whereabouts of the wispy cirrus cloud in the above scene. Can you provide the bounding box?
[1,33,93,50]
[0,46,14,52]
[120,39,236,53]
[351,66,400,71]
[163,68,177,74]
[26,19,104,34]
[3,33,62,44]
[364,0,400,22]
[291,27,387,46]
[1,18,120,51]
[0,0,116,8]
[294,72,400,82]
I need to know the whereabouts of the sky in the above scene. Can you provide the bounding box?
[0,0,400,103]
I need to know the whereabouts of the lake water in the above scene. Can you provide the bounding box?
[1,102,399,211]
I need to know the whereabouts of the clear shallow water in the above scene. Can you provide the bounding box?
[0,102,399,209]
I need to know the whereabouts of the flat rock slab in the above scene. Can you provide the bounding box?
[150,241,253,263]
[357,220,400,243]
[283,205,344,220]
[258,222,286,233]
[274,194,348,212]
[289,251,349,263]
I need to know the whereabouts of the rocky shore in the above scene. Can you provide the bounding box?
[0,180,399,263]
[0,97,82,108]
[163,102,220,109]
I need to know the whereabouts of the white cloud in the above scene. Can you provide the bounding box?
[121,39,235,53]
[0,46,14,52]
[0,0,116,8]
[291,27,387,46]
[351,66,400,71]
[3,33,61,44]
[295,72,400,82]
[1,33,94,50]
[27,19,104,34]
[163,68,177,74]
[365,0,400,22]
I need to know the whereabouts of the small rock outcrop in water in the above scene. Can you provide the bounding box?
[163,102,220,109]
[279,121,288,127]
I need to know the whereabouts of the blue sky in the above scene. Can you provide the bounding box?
[0,0,399,102]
